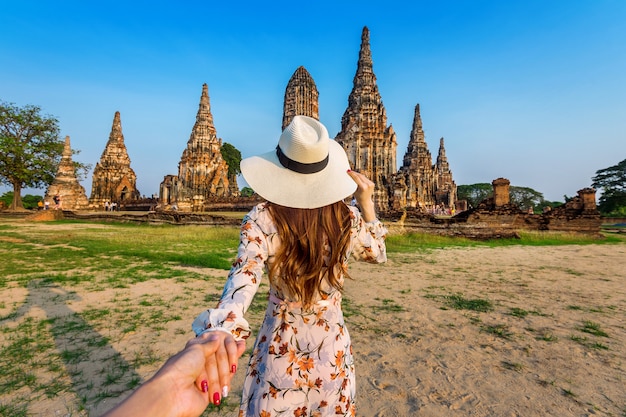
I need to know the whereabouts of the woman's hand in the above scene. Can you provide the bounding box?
[347,170,377,222]
[103,331,244,417]
[181,331,245,408]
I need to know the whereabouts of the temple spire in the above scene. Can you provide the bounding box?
[159,83,237,211]
[335,26,397,212]
[282,66,319,130]
[355,26,373,78]
[88,111,140,208]
[403,103,432,171]
[45,136,89,210]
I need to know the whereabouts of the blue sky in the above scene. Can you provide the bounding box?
[2,0,625,202]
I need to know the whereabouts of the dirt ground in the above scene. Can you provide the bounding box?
[2,239,625,416]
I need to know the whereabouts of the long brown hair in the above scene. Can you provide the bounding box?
[266,201,352,308]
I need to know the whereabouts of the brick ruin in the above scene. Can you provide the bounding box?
[410,178,603,238]
[158,84,238,211]
[88,111,141,209]
[44,136,89,210]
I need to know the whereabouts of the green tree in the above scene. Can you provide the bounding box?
[221,142,242,179]
[240,187,255,197]
[509,186,544,211]
[0,101,62,210]
[458,182,548,211]
[591,158,626,215]
[457,183,493,208]
[1,191,43,210]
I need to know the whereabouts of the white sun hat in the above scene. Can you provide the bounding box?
[240,115,356,209]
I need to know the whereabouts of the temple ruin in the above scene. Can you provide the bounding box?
[88,111,141,209]
[282,66,319,130]
[330,27,456,213]
[159,84,237,211]
[35,25,603,239]
[392,104,457,213]
[334,27,398,212]
[44,136,89,210]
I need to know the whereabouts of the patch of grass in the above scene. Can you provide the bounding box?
[372,298,406,312]
[443,294,493,312]
[502,361,524,372]
[0,402,28,417]
[578,321,609,337]
[561,388,576,397]
[509,307,530,317]
[481,324,513,339]
[386,229,622,253]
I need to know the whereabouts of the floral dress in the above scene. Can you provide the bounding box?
[192,202,387,417]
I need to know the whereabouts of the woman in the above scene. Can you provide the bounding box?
[192,115,387,416]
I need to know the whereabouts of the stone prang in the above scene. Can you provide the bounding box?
[335,26,398,212]
[282,66,319,130]
[89,111,141,209]
[45,136,89,210]
[159,84,237,211]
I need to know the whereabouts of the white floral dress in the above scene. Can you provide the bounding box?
[192,202,387,417]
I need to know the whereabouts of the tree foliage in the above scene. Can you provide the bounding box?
[240,187,255,197]
[0,191,43,210]
[0,101,62,209]
[509,186,544,211]
[221,142,242,179]
[591,158,626,215]
[457,183,492,208]
[458,182,546,211]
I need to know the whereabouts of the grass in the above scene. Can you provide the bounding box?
[578,320,609,337]
[440,293,493,312]
[0,216,623,415]
[385,229,624,253]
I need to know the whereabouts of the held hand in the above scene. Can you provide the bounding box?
[182,331,244,409]
[102,331,242,417]
[347,170,377,222]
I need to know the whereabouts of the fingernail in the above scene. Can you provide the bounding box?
[347,169,351,172]
[213,392,221,405]
[201,380,208,393]
[222,385,229,398]
[231,364,237,374]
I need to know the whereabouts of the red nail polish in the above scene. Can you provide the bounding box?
[231,364,237,374]
[213,392,221,405]
[201,380,208,393]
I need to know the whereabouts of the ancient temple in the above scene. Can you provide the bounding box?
[88,111,140,209]
[335,26,398,211]
[434,137,457,209]
[159,83,236,211]
[392,104,457,212]
[282,66,319,130]
[45,136,89,210]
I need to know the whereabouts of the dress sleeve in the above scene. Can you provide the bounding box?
[348,206,388,263]
[191,210,268,341]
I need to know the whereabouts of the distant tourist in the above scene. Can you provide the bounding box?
[53,194,61,210]
[105,201,110,211]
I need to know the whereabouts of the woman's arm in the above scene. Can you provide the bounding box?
[102,332,243,417]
